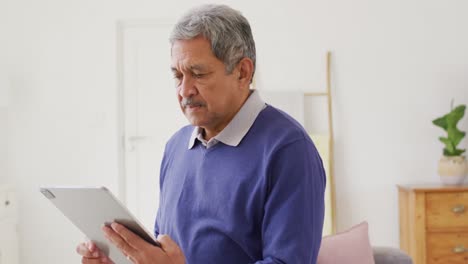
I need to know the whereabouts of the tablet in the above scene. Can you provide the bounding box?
[39,186,160,263]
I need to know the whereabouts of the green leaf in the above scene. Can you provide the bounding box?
[444,149,454,156]
[432,117,447,130]
[452,148,466,156]
[446,105,466,127]
[434,104,466,156]
[439,137,455,154]
[447,127,466,147]
[443,148,465,156]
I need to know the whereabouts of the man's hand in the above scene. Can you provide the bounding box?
[76,240,114,263]
[103,222,186,264]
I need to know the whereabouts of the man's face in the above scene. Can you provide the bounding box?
[171,36,243,133]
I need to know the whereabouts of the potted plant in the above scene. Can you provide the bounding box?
[432,104,467,185]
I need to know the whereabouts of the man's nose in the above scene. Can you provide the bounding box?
[179,77,197,98]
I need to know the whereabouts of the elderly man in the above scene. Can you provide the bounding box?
[77,4,325,264]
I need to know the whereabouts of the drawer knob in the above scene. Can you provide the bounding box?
[453,245,467,254]
[452,204,465,214]
[4,200,9,206]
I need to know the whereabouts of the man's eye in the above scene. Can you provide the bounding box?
[174,75,183,82]
[193,73,204,79]
[173,75,182,87]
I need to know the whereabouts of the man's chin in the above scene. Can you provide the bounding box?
[185,115,207,128]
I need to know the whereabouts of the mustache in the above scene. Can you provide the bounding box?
[181,97,206,108]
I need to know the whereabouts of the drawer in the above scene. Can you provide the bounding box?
[426,191,468,229]
[427,232,468,264]
[0,191,17,220]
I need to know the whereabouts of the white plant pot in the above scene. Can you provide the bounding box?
[438,156,467,185]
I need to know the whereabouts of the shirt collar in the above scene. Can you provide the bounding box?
[188,89,266,149]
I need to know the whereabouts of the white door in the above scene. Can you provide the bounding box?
[0,187,19,264]
[119,21,188,230]
[0,218,19,264]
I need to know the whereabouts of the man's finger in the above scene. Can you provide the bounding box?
[81,258,101,264]
[82,256,115,264]
[76,242,100,258]
[157,234,185,262]
[102,225,137,257]
[157,234,176,251]
[110,222,148,250]
[86,240,96,251]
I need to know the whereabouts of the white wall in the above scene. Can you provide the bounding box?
[0,108,7,183]
[0,72,9,183]
[1,0,468,263]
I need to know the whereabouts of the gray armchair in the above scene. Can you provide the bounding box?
[373,247,413,264]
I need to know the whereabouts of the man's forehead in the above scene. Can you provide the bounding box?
[170,37,218,70]
[171,63,209,72]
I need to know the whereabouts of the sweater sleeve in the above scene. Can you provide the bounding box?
[254,137,326,264]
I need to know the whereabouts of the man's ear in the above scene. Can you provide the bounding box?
[237,58,254,87]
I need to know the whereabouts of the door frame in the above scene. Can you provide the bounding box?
[116,19,174,204]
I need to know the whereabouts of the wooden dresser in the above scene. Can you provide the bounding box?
[398,184,468,264]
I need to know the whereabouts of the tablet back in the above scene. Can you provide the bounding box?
[40,186,158,264]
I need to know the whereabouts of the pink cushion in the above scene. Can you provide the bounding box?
[317,221,375,264]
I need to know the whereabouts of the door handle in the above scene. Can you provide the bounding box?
[125,136,150,151]
[452,204,465,214]
[453,245,467,254]
[128,136,149,141]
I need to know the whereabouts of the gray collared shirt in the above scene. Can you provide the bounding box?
[188,90,266,149]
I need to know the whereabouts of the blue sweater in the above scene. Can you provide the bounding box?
[155,105,326,264]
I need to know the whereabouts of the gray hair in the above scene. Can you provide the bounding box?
[170,4,256,79]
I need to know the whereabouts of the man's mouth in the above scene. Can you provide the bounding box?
[184,104,204,112]
[186,104,202,108]
[181,98,205,110]
[187,105,200,109]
